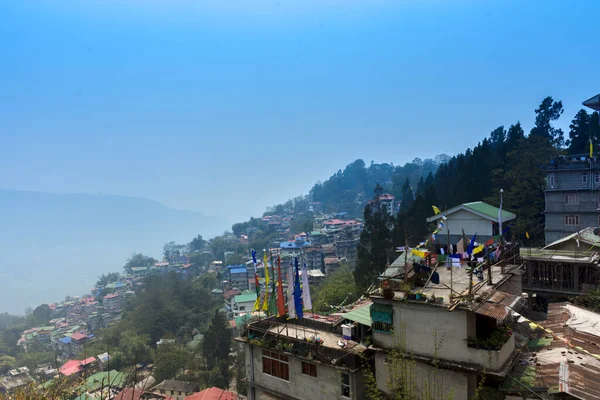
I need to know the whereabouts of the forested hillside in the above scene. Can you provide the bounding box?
[309,156,449,215]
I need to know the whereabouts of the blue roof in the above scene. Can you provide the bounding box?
[114,282,126,288]
[230,268,247,274]
[59,337,71,344]
[226,264,246,269]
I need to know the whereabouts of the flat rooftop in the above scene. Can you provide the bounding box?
[520,248,600,264]
[377,263,516,305]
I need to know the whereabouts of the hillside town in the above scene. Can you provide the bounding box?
[5,93,600,400]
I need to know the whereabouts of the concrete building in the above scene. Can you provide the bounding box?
[102,293,121,310]
[0,367,34,395]
[426,201,516,245]
[543,153,600,245]
[229,291,257,318]
[303,246,323,270]
[370,252,523,399]
[152,380,198,400]
[238,316,367,400]
[228,266,249,290]
[521,229,600,302]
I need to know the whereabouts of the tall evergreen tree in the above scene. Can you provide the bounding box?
[530,96,565,147]
[399,178,414,213]
[202,310,232,371]
[566,109,591,154]
[354,184,394,289]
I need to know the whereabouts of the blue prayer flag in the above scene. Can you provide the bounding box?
[467,233,477,255]
[293,257,303,319]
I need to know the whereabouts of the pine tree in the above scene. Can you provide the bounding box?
[566,109,591,154]
[354,184,394,289]
[529,96,565,147]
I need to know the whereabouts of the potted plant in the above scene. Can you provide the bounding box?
[382,280,394,300]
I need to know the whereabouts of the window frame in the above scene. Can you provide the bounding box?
[595,172,600,185]
[262,350,289,381]
[565,215,580,226]
[547,173,556,188]
[565,193,580,205]
[341,372,351,398]
[583,172,588,184]
[301,361,318,378]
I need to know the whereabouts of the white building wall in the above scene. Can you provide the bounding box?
[372,302,514,372]
[374,352,472,400]
[435,209,493,237]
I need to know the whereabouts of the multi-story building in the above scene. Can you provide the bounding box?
[370,253,523,399]
[228,266,249,290]
[102,293,121,310]
[238,316,367,400]
[543,154,600,245]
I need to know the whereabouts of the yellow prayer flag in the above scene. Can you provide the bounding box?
[526,232,530,239]
[432,205,441,215]
[591,139,594,158]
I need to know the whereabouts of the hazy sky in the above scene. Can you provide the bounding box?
[2,0,599,228]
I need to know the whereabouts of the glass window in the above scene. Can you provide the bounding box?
[565,193,580,205]
[547,173,555,188]
[583,173,588,184]
[595,172,600,184]
[262,350,289,381]
[341,373,351,398]
[565,215,580,226]
[302,361,317,377]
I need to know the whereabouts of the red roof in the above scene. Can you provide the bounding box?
[70,332,88,341]
[59,360,83,377]
[81,356,96,365]
[104,293,119,299]
[185,387,238,400]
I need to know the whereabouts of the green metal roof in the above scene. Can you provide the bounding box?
[234,293,257,304]
[77,370,125,392]
[340,303,372,327]
[462,201,516,221]
[131,266,148,272]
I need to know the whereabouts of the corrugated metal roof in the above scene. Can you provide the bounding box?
[340,302,372,327]
[472,290,520,321]
[234,293,257,304]
[229,268,247,274]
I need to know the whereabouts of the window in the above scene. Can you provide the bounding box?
[302,361,317,377]
[262,350,289,381]
[239,306,245,311]
[341,373,351,398]
[583,172,588,184]
[371,303,393,333]
[595,172,600,185]
[547,173,555,188]
[565,215,580,226]
[565,193,580,205]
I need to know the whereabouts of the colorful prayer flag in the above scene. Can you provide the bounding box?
[301,260,312,311]
[591,139,594,158]
[467,233,477,255]
[262,252,270,311]
[287,259,296,319]
[525,232,530,239]
[252,249,261,311]
[276,255,286,317]
[293,257,303,319]
[432,205,441,215]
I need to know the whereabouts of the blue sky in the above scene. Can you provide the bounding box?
[1,0,599,229]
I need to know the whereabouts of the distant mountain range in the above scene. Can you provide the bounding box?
[0,189,224,314]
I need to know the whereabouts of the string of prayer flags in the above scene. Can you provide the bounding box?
[484,238,494,246]
[466,233,477,255]
[432,205,441,215]
[411,249,427,258]
[472,244,485,255]
[526,232,530,239]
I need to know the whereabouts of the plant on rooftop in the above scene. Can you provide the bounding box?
[466,325,512,351]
